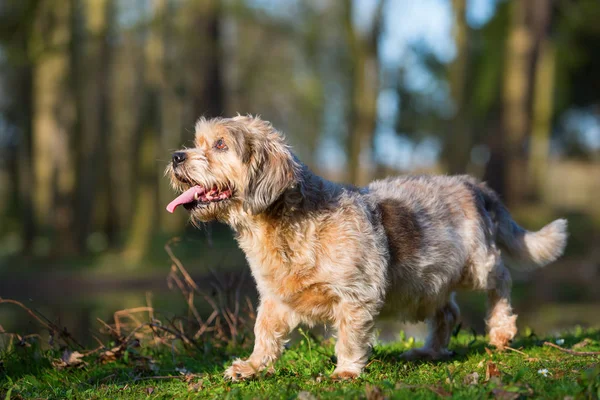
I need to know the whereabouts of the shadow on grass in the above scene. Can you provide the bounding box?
[370,327,600,368]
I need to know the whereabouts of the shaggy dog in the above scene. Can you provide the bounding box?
[166,115,567,381]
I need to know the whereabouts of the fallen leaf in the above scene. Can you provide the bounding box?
[485,361,501,382]
[365,384,386,400]
[297,391,318,400]
[492,388,519,400]
[573,338,593,349]
[145,387,155,395]
[429,385,452,397]
[182,372,199,383]
[463,372,480,386]
[188,379,204,392]
[553,370,565,379]
[98,346,123,364]
[53,350,86,369]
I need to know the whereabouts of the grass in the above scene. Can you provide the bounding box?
[1,327,599,399]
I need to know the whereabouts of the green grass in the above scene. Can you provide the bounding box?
[1,328,599,399]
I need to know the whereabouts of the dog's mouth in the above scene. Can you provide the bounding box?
[166,184,233,213]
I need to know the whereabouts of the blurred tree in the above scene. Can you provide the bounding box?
[343,0,384,185]
[184,0,224,120]
[528,0,555,200]
[32,0,78,255]
[501,0,533,205]
[74,0,116,252]
[0,0,40,253]
[444,0,471,175]
[124,0,166,264]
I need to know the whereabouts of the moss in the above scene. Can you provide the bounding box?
[1,328,599,399]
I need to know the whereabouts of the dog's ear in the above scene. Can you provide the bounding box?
[239,116,298,215]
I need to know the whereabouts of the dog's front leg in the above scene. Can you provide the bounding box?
[331,304,375,380]
[224,297,297,381]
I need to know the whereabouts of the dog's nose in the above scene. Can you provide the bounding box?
[172,151,187,167]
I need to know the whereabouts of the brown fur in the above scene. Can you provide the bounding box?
[166,115,568,381]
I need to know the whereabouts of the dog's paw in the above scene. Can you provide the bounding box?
[488,330,515,350]
[224,359,274,381]
[331,369,360,381]
[224,359,258,382]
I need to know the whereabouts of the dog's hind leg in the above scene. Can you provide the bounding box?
[401,294,460,361]
[486,262,517,349]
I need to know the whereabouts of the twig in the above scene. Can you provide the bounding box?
[114,307,153,336]
[82,345,105,356]
[544,341,600,356]
[0,298,83,348]
[194,310,218,339]
[145,292,154,321]
[364,359,383,369]
[505,346,529,357]
[149,323,202,352]
[97,318,119,338]
[0,298,53,331]
[165,240,220,311]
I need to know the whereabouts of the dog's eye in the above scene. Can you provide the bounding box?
[214,138,228,151]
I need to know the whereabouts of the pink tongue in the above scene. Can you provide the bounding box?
[166,186,205,213]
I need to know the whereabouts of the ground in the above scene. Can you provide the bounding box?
[1,327,599,399]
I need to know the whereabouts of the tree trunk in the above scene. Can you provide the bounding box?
[501,0,534,205]
[123,0,165,264]
[74,0,114,252]
[445,0,471,175]
[343,0,383,186]
[32,0,77,255]
[17,59,36,254]
[528,0,555,200]
[183,0,224,119]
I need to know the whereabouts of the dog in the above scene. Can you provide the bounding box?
[166,115,568,381]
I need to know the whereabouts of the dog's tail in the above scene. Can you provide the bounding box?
[479,184,568,271]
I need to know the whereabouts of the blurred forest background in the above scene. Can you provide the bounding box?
[0,0,599,343]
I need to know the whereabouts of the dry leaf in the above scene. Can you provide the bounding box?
[53,350,86,369]
[99,346,123,364]
[365,384,386,400]
[297,391,318,400]
[485,361,501,382]
[188,379,204,392]
[463,372,480,386]
[429,385,452,397]
[573,338,593,349]
[145,387,155,395]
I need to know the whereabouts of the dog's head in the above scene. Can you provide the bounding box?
[166,115,299,224]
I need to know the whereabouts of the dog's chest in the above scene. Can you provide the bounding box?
[237,218,357,319]
[238,222,319,291]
